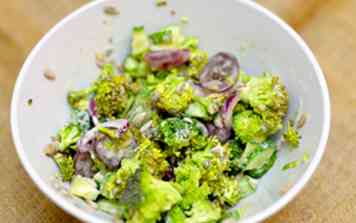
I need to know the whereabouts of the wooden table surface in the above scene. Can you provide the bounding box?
[1,0,355,222]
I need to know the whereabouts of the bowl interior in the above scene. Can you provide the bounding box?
[11,0,329,222]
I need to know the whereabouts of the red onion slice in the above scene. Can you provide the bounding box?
[144,49,190,70]
[222,94,240,129]
[88,98,99,126]
[74,152,94,178]
[200,52,239,92]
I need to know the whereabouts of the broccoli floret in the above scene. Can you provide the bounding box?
[150,25,185,50]
[127,89,155,128]
[240,73,289,119]
[134,138,169,177]
[283,121,301,148]
[131,26,150,57]
[98,159,140,199]
[70,110,91,132]
[212,175,240,206]
[159,118,199,150]
[193,93,226,116]
[94,71,129,120]
[232,110,268,143]
[129,171,182,223]
[226,140,244,174]
[185,102,208,120]
[69,175,100,201]
[57,123,82,151]
[185,200,221,223]
[166,206,187,223]
[239,141,277,179]
[53,153,75,181]
[186,49,208,79]
[67,87,93,111]
[123,56,148,78]
[149,29,173,45]
[155,75,193,114]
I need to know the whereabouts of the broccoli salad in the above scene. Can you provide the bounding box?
[46,25,301,222]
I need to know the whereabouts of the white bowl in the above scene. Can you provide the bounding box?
[11,0,330,222]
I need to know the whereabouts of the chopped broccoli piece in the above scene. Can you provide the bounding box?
[150,26,185,50]
[97,199,121,215]
[134,138,169,177]
[239,141,277,178]
[70,110,91,132]
[99,172,118,199]
[227,140,244,174]
[283,121,301,148]
[131,26,150,57]
[233,110,268,143]
[185,102,208,120]
[155,75,193,114]
[159,118,203,150]
[57,123,82,151]
[181,37,199,50]
[94,70,129,119]
[149,29,173,45]
[193,93,225,116]
[187,49,209,78]
[222,208,242,221]
[213,175,240,206]
[129,171,182,223]
[237,175,257,199]
[240,73,289,120]
[123,56,148,78]
[185,200,221,223]
[282,152,310,171]
[53,153,75,181]
[67,87,93,111]
[119,168,142,209]
[69,175,100,201]
[166,206,187,223]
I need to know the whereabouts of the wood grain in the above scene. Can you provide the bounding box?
[0,0,354,222]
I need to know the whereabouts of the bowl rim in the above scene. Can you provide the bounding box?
[11,0,331,222]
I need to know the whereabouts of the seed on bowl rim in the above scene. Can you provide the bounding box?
[103,6,120,16]
[44,68,56,81]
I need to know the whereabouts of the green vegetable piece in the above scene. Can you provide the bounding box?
[159,118,203,150]
[134,138,169,177]
[187,49,209,78]
[237,175,257,199]
[193,93,225,116]
[155,75,193,114]
[233,110,268,143]
[181,37,199,50]
[185,200,221,223]
[67,87,93,111]
[123,56,148,78]
[53,153,75,181]
[150,26,185,50]
[283,121,301,148]
[238,70,252,84]
[185,102,208,120]
[131,26,150,57]
[240,73,289,120]
[149,29,173,45]
[94,71,129,119]
[180,16,189,24]
[166,206,187,223]
[119,168,142,209]
[239,141,277,179]
[222,208,242,221]
[99,172,118,199]
[97,199,121,215]
[57,123,82,151]
[129,171,182,223]
[69,175,100,201]
[282,152,310,171]
[213,175,240,206]
[70,110,91,132]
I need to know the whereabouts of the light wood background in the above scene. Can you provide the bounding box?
[0,0,355,222]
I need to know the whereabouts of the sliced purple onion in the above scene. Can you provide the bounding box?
[74,152,94,178]
[195,121,209,136]
[77,128,99,153]
[200,52,239,92]
[206,123,217,136]
[88,98,99,126]
[222,94,239,129]
[101,119,129,138]
[95,141,121,170]
[215,128,232,143]
[144,49,190,70]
